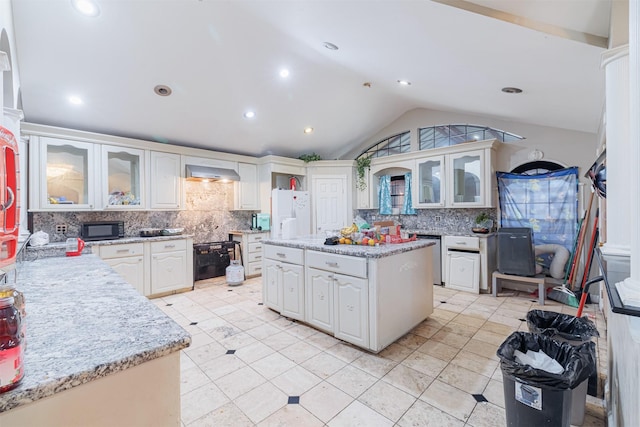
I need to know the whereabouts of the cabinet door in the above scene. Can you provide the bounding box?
[39,137,97,210]
[334,273,369,348]
[151,250,188,295]
[101,145,145,209]
[263,259,282,310]
[281,263,304,321]
[414,155,445,207]
[447,150,484,207]
[104,256,145,295]
[305,267,334,333]
[150,151,181,209]
[235,163,259,210]
[446,251,480,293]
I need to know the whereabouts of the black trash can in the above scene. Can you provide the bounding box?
[497,332,597,427]
[526,310,600,426]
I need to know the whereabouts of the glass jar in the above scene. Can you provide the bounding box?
[0,296,24,393]
[0,285,26,345]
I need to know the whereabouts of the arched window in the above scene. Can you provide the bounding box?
[359,131,410,160]
[511,161,564,175]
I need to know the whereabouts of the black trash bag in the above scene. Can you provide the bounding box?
[497,332,596,391]
[526,310,600,341]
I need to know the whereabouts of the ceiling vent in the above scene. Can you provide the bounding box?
[185,165,240,182]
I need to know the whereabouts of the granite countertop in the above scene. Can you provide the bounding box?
[404,229,496,238]
[25,234,194,260]
[263,237,434,259]
[0,254,191,413]
[229,229,270,235]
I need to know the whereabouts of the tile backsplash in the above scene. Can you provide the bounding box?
[30,181,257,243]
[355,208,497,234]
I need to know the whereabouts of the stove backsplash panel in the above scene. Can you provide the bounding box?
[30,181,257,243]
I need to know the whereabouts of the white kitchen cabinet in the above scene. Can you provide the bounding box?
[305,267,334,333]
[150,239,190,295]
[280,263,305,321]
[33,137,98,210]
[230,231,268,278]
[262,245,305,319]
[446,250,480,293]
[414,155,445,208]
[234,162,259,210]
[264,243,433,352]
[98,243,146,295]
[446,149,486,207]
[263,259,282,310]
[96,237,193,298]
[101,145,145,209]
[333,273,369,348]
[355,167,371,209]
[149,151,181,209]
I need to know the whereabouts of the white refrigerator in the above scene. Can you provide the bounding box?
[271,189,311,239]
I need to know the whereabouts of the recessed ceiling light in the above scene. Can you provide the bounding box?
[154,85,172,96]
[68,96,83,105]
[303,127,314,134]
[502,87,523,94]
[243,111,256,119]
[323,42,339,50]
[279,69,290,78]
[71,0,101,17]
[397,80,411,86]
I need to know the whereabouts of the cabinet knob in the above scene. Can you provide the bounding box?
[276,253,286,258]
[326,261,339,268]
[165,244,176,249]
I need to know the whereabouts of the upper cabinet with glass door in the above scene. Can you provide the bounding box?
[101,145,145,209]
[446,149,486,207]
[414,155,445,208]
[39,137,97,210]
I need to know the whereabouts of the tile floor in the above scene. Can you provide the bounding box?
[153,277,608,426]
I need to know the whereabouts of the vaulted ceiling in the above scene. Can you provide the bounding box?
[10,0,610,159]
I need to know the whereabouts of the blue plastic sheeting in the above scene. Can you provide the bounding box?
[497,167,579,261]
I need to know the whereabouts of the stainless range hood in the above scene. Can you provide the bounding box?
[185,164,241,182]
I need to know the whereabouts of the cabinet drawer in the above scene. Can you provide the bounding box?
[444,235,480,251]
[306,250,367,279]
[151,239,187,254]
[247,251,263,263]
[248,242,263,253]
[264,245,304,264]
[246,262,263,276]
[248,233,267,243]
[99,243,144,259]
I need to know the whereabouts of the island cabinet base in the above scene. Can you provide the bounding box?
[367,248,434,352]
[0,353,181,427]
[263,243,434,353]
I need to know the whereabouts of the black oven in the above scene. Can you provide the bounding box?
[80,221,125,241]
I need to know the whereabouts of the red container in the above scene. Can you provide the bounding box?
[0,127,19,268]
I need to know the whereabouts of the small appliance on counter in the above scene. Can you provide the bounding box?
[250,213,270,231]
[65,238,85,257]
[80,221,124,241]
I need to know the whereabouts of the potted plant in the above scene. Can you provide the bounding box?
[356,157,371,191]
[473,212,493,233]
[298,153,322,163]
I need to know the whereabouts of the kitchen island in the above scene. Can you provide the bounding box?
[0,254,190,427]
[262,237,434,352]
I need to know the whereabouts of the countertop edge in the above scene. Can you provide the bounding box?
[0,337,191,413]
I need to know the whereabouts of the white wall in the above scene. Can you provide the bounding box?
[341,107,600,186]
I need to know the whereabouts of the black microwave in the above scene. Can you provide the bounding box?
[80,221,125,241]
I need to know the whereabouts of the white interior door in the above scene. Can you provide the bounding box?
[313,176,347,234]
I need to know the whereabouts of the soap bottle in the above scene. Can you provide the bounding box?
[0,296,24,393]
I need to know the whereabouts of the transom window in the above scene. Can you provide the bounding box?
[357,125,523,160]
[419,124,523,150]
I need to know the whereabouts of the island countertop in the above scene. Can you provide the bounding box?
[0,254,191,413]
[262,236,434,258]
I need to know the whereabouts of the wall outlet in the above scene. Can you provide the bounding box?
[434,216,442,222]
[55,224,68,234]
